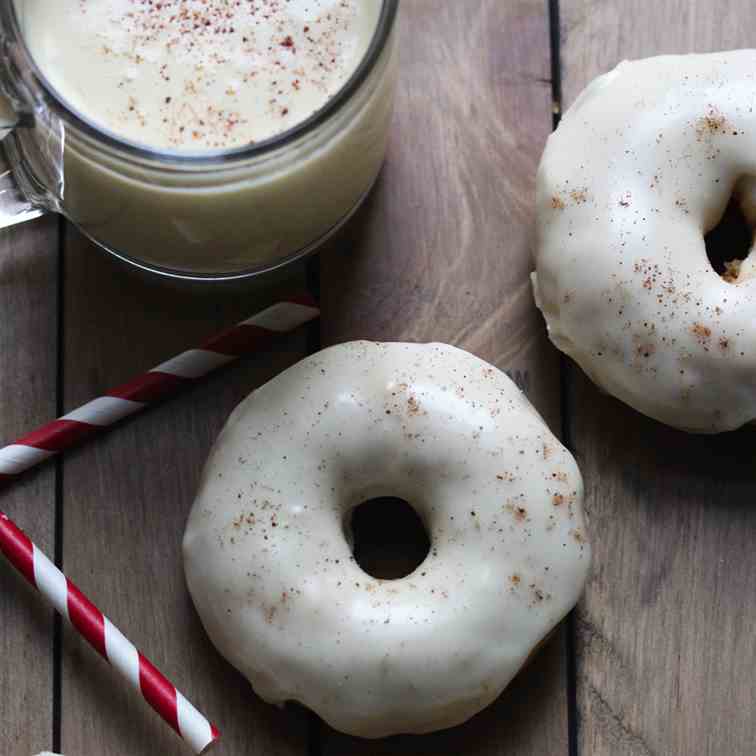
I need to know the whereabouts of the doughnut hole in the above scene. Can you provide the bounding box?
[345,498,431,580]
[705,194,753,282]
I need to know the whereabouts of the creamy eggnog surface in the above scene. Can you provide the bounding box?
[17,0,381,151]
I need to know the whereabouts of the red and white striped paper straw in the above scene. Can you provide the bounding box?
[0,510,219,753]
[0,295,319,485]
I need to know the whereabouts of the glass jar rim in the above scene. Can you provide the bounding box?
[5,0,399,167]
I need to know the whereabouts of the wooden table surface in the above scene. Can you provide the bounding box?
[3,1,756,754]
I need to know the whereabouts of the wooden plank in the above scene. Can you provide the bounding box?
[0,215,59,755]
[322,0,558,424]
[560,3,756,754]
[320,0,566,753]
[59,231,311,755]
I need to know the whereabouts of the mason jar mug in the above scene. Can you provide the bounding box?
[0,1,399,281]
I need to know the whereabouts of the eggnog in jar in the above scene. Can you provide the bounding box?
[8,0,397,277]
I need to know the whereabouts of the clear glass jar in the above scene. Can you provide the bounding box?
[0,1,399,281]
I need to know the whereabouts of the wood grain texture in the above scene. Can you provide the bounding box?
[59,231,311,756]
[320,1,567,753]
[560,3,756,754]
[322,0,559,425]
[0,215,59,755]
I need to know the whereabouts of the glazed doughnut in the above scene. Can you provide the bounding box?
[533,50,756,432]
[183,341,590,738]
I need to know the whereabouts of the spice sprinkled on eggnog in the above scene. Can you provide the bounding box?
[16,0,381,151]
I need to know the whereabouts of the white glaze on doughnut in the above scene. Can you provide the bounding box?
[533,51,756,432]
[183,342,589,737]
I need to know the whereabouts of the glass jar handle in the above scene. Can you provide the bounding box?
[0,93,46,229]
